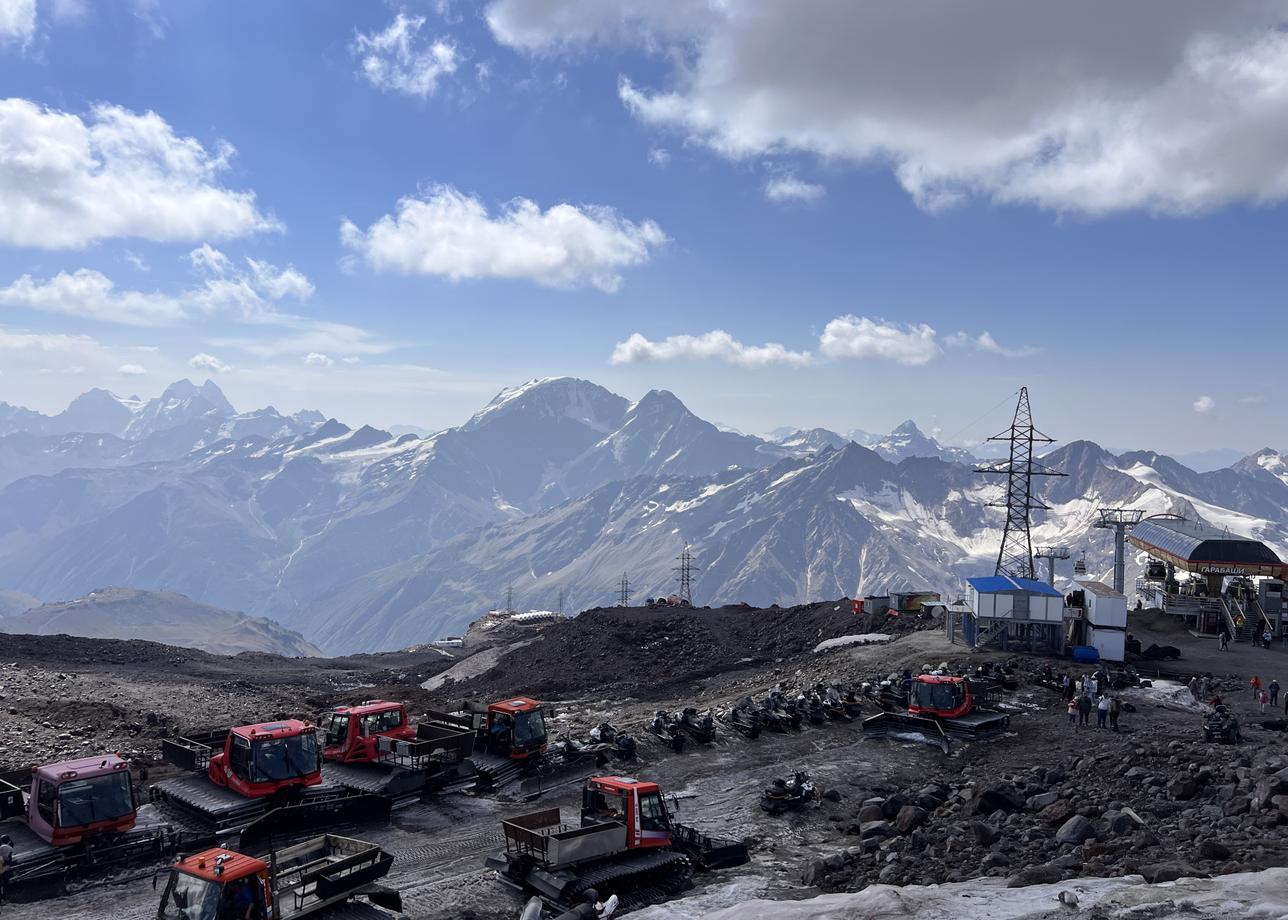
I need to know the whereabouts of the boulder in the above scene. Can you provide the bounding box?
[1027,791,1059,811]
[1195,840,1230,860]
[856,803,884,824]
[1168,777,1199,801]
[977,783,1026,814]
[1056,815,1095,846]
[1006,865,1064,888]
[1139,863,1204,883]
[859,820,893,839]
[895,805,928,835]
[1040,802,1075,826]
[971,821,1001,845]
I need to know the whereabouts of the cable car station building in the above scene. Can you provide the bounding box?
[1130,515,1286,640]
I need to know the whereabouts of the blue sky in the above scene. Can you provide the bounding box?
[1,1,1286,454]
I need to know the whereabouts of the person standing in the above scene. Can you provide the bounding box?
[1251,675,1263,698]
[1109,695,1122,732]
[1078,693,1092,727]
[0,833,13,903]
[1067,697,1078,726]
[1270,679,1281,707]
[1259,689,1270,714]
[1264,628,1274,649]
[1096,694,1110,729]
[1219,628,1230,651]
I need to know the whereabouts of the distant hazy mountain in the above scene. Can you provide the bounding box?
[1,377,1285,653]
[0,589,38,618]
[0,380,324,488]
[0,586,322,656]
[772,421,972,464]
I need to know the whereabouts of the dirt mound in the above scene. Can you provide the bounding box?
[447,599,932,701]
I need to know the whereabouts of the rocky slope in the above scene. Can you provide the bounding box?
[0,586,323,656]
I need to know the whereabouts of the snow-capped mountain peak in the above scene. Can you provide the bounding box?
[870,420,974,464]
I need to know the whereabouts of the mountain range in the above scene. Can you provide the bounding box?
[0,377,1284,654]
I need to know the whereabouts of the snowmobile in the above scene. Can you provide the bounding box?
[820,686,853,722]
[677,707,717,744]
[840,687,864,718]
[760,771,816,815]
[648,711,686,752]
[797,691,827,725]
[764,691,803,730]
[588,723,637,760]
[1203,706,1242,744]
[722,699,762,739]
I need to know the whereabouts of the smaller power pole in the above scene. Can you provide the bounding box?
[617,573,632,607]
[557,588,565,617]
[673,544,698,604]
[505,583,515,614]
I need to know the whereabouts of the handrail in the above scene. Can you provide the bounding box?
[1218,597,1241,636]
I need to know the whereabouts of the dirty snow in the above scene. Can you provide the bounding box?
[814,633,892,653]
[1123,678,1209,713]
[634,868,1288,920]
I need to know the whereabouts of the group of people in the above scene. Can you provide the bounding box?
[1061,671,1123,731]
[1249,675,1282,713]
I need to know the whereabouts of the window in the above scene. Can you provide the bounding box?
[229,735,252,781]
[36,779,55,824]
[250,733,320,783]
[379,709,403,731]
[158,871,222,920]
[584,788,626,822]
[55,772,133,827]
[513,710,546,747]
[638,792,670,833]
[320,713,350,748]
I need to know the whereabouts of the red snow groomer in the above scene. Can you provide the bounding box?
[861,674,1010,753]
[0,754,174,895]
[318,699,476,802]
[151,719,390,843]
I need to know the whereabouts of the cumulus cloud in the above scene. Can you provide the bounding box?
[611,330,813,367]
[341,184,666,292]
[0,0,35,44]
[648,147,671,167]
[303,352,335,367]
[353,12,458,97]
[818,316,941,365]
[493,2,1288,217]
[943,330,1039,358]
[1,249,315,326]
[117,363,147,376]
[214,319,388,360]
[189,353,231,374]
[0,269,185,325]
[0,98,279,248]
[1193,395,1215,414]
[764,175,824,204]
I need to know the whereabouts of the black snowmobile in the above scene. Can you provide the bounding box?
[677,707,717,744]
[1203,705,1242,744]
[819,686,853,721]
[649,709,686,752]
[760,770,816,815]
[588,721,637,760]
[724,699,762,739]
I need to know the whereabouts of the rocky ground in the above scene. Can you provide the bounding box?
[2,601,1287,920]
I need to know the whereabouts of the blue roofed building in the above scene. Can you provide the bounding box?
[948,574,1069,655]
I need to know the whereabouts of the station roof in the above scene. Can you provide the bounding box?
[967,575,1062,597]
[1076,579,1124,598]
[1128,517,1285,577]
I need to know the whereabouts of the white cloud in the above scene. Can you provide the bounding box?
[0,0,35,43]
[944,330,1039,359]
[1193,395,1215,414]
[117,363,147,376]
[611,330,813,368]
[247,258,314,301]
[123,251,150,272]
[341,184,667,292]
[50,0,87,23]
[0,98,279,248]
[763,175,825,205]
[818,315,941,365]
[303,352,335,367]
[189,353,231,374]
[1,250,315,327]
[214,319,388,360]
[495,3,1288,217]
[0,269,185,325]
[648,146,671,167]
[353,12,458,98]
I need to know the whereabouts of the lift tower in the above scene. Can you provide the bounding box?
[974,388,1066,580]
[1095,509,1144,594]
[1033,546,1070,587]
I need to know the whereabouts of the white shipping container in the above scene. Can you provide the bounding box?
[1087,625,1126,663]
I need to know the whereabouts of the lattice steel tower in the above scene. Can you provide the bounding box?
[974,388,1065,580]
[673,544,697,603]
[618,573,632,607]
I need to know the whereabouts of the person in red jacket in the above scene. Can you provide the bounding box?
[1250,675,1263,698]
